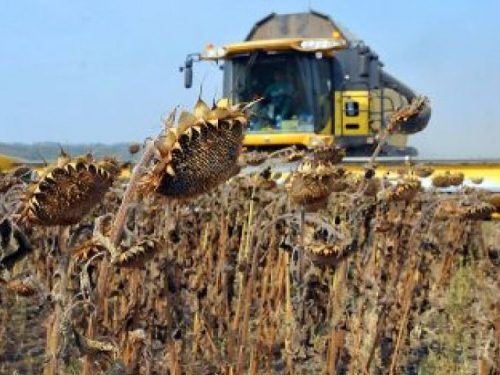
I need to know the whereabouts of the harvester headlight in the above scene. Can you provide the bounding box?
[299,39,342,51]
[203,46,226,59]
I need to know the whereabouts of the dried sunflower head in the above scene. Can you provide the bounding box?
[21,152,118,226]
[448,172,465,186]
[432,171,464,187]
[255,168,278,191]
[283,149,306,163]
[432,173,452,188]
[379,178,421,202]
[12,166,34,181]
[0,166,32,194]
[75,330,118,356]
[485,194,500,212]
[142,98,248,201]
[6,273,40,297]
[97,157,121,177]
[435,199,495,221]
[470,177,483,185]
[462,202,495,220]
[241,150,268,166]
[414,165,434,178]
[71,238,105,263]
[128,329,147,344]
[112,238,160,268]
[304,241,351,266]
[363,177,382,197]
[286,160,346,210]
[311,145,345,164]
[128,142,141,155]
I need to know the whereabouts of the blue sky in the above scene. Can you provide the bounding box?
[1,0,499,158]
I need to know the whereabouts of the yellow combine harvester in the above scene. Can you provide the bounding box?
[181,10,431,156]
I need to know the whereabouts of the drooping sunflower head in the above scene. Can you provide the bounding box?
[435,198,495,221]
[311,145,345,165]
[305,241,351,266]
[6,272,40,297]
[254,166,278,191]
[286,159,346,210]
[301,221,351,266]
[142,98,249,201]
[462,201,495,220]
[128,142,141,155]
[414,165,434,178]
[378,177,422,202]
[431,172,464,189]
[486,194,500,212]
[97,156,121,177]
[431,173,452,188]
[111,238,160,268]
[240,150,268,167]
[277,148,305,163]
[21,151,118,226]
[448,172,465,187]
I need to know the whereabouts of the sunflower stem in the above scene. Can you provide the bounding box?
[110,139,156,247]
[44,225,70,375]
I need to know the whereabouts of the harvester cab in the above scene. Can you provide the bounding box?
[181,11,431,155]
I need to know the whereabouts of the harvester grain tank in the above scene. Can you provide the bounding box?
[181,10,431,155]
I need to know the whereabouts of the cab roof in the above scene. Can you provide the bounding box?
[245,10,360,44]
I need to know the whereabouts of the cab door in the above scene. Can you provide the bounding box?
[334,91,370,136]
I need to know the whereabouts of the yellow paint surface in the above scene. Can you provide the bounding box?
[334,91,370,136]
[243,133,334,147]
[202,38,347,59]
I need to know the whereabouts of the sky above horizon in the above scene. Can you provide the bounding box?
[1,0,499,158]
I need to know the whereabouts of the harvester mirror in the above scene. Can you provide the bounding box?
[184,57,194,89]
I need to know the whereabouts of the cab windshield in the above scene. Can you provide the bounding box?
[228,52,331,134]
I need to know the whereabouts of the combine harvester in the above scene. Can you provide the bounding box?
[181,10,500,194]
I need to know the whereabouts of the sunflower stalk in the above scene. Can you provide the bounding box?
[44,225,70,375]
[110,139,156,247]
